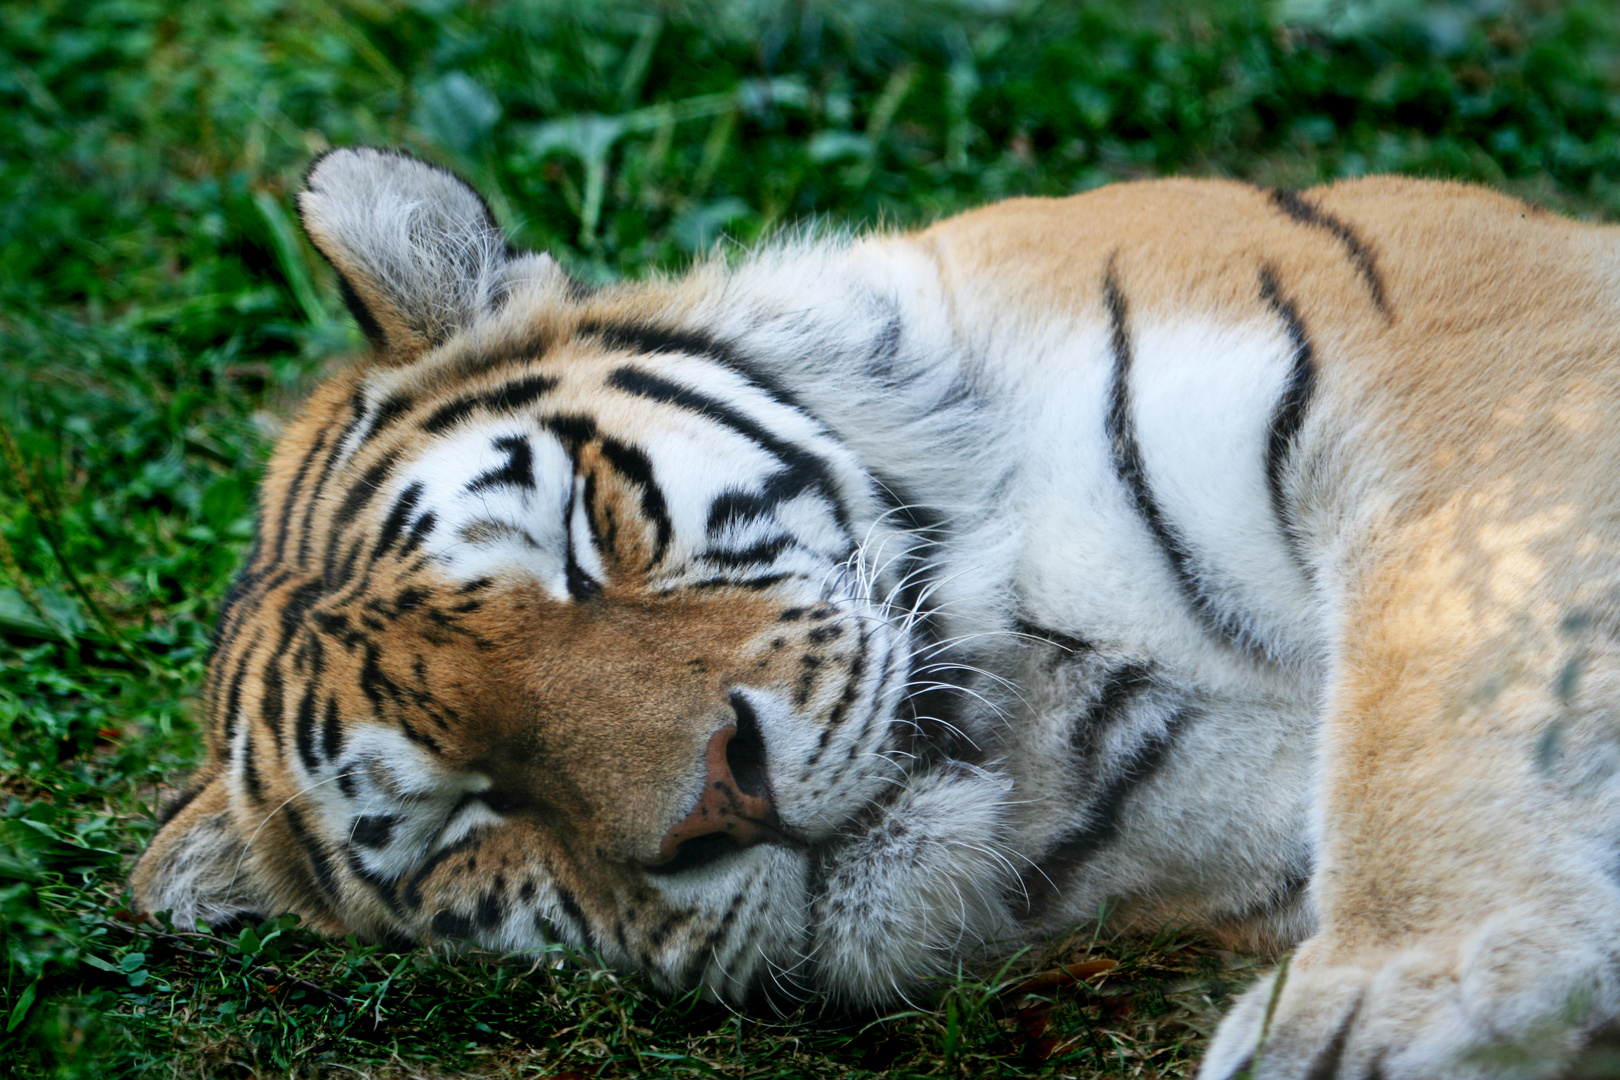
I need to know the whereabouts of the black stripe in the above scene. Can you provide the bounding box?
[552,883,593,946]
[1021,706,1192,916]
[581,318,810,419]
[283,803,341,907]
[320,694,344,762]
[259,657,286,753]
[240,731,264,802]
[421,373,560,435]
[156,782,206,826]
[258,580,326,756]
[360,392,416,446]
[700,535,793,569]
[401,833,485,910]
[867,476,973,763]
[336,275,387,351]
[466,434,536,493]
[682,880,752,987]
[294,679,323,773]
[373,482,425,559]
[398,511,436,558]
[322,452,398,586]
[596,437,671,567]
[824,628,869,732]
[867,313,903,381]
[1268,188,1390,318]
[1015,619,1093,655]
[450,331,553,381]
[1259,266,1318,569]
[431,909,478,941]
[607,365,849,531]
[210,541,262,661]
[475,882,505,930]
[1102,261,1270,659]
[298,388,369,568]
[219,630,259,747]
[681,572,800,592]
[270,427,330,567]
[563,471,602,602]
[1076,662,1154,745]
[1305,995,1363,1080]
[705,460,843,540]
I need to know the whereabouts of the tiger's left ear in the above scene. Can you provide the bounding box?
[298,147,553,362]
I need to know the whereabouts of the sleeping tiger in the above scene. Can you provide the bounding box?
[132,146,1620,1077]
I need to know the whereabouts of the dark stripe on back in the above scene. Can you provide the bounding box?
[320,694,344,762]
[1268,188,1390,318]
[1102,261,1269,659]
[219,628,261,747]
[1258,266,1318,569]
[606,366,850,531]
[257,579,326,754]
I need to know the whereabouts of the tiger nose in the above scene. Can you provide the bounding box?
[653,699,780,867]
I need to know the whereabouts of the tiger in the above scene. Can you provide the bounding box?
[130,145,1620,1078]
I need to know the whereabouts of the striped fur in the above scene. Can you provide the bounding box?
[134,148,1620,1076]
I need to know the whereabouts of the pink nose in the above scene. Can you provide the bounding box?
[654,724,780,867]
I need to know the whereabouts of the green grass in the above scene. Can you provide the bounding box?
[4,0,1620,1075]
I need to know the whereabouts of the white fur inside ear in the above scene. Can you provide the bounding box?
[298,147,513,351]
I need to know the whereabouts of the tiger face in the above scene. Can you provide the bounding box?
[132,148,1012,1004]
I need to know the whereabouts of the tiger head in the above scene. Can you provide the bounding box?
[131,148,1014,1006]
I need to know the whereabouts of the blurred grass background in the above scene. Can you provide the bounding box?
[3,0,1620,1076]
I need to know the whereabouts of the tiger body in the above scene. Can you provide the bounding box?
[134,150,1620,1077]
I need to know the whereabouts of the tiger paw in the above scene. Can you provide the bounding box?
[1198,915,1620,1080]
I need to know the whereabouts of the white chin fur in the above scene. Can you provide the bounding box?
[809,764,1017,1007]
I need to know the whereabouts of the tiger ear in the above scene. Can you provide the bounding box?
[298,147,540,362]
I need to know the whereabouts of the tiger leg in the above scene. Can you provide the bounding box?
[1203,523,1620,1078]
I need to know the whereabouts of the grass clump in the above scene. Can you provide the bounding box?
[4,0,1620,1076]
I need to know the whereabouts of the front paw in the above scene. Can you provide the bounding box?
[1199,916,1620,1079]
